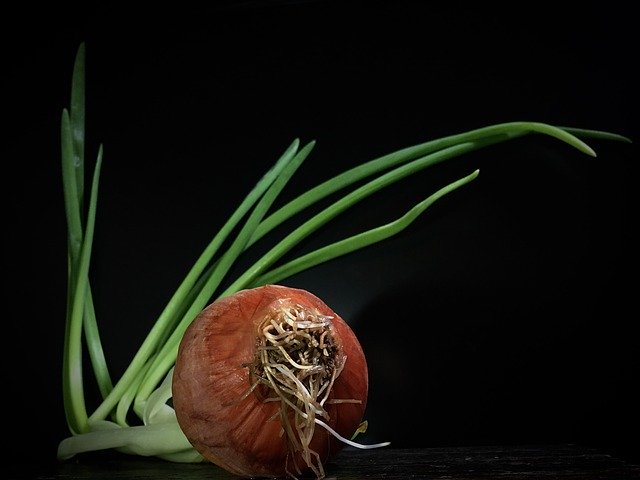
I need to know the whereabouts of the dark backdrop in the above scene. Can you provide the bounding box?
[4,0,637,471]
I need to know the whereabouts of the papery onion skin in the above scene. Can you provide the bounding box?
[172,284,368,477]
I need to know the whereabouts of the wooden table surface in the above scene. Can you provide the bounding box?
[11,444,640,480]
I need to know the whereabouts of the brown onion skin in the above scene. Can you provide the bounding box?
[172,284,368,477]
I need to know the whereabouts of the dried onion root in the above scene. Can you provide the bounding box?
[173,284,385,479]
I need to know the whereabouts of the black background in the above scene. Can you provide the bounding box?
[4,0,638,472]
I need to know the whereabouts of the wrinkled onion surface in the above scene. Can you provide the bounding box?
[172,284,368,478]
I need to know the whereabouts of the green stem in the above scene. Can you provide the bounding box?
[559,127,631,143]
[61,109,83,261]
[62,144,103,434]
[115,359,154,426]
[83,286,114,399]
[252,169,480,286]
[70,42,86,209]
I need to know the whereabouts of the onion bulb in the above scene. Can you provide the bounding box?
[172,284,370,478]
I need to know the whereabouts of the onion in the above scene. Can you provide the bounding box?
[172,284,369,478]
[57,43,630,477]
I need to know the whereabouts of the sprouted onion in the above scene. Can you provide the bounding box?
[57,43,630,478]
